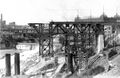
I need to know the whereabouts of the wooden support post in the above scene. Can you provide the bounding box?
[14,53,20,75]
[5,54,11,76]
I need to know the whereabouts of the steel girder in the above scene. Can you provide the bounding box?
[28,22,105,73]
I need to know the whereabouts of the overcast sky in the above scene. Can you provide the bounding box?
[0,0,120,25]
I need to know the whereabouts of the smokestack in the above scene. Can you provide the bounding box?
[0,13,3,27]
[1,14,3,21]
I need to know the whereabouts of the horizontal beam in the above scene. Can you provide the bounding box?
[50,21,120,25]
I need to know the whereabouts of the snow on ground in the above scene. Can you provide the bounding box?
[92,54,120,78]
[94,75,120,78]
[0,59,5,69]
[1,33,120,78]
[0,43,39,77]
[20,43,39,61]
[0,36,63,77]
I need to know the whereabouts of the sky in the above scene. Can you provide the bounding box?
[0,0,120,25]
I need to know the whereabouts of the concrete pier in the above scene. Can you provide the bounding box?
[97,34,104,54]
[5,54,11,76]
[14,53,20,75]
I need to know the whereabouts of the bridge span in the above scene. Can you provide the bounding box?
[0,21,120,77]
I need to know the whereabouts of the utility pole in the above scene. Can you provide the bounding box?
[0,14,3,48]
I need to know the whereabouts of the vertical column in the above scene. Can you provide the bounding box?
[14,53,20,75]
[5,54,11,76]
[40,39,43,56]
[97,33,104,54]
[67,53,74,74]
